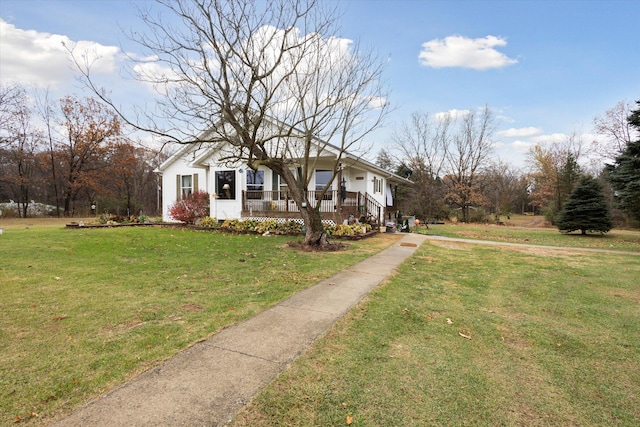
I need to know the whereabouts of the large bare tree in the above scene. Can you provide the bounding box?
[72,0,390,245]
[443,106,496,222]
[592,100,638,162]
[391,111,452,220]
[390,107,496,222]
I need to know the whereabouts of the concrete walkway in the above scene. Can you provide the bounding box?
[51,233,428,427]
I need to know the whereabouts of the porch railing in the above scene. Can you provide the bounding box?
[242,190,385,224]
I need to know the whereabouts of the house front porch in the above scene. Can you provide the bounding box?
[241,190,396,226]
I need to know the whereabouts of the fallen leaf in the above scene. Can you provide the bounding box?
[556,343,562,347]
[459,330,472,340]
[446,318,453,325]
[346,415,353,425]
[402,308,409,315]
[13,416,21,423]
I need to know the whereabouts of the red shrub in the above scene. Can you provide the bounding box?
[168,190,210,224]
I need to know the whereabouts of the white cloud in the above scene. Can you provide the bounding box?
[434,108,470,121]
[530,133,571,145]
[492,140,507,149]
[496,126,543,138]
[512,139,536,153]
[419,35,518,70]
[367,96,387,110]
[0,18,119,89]
[131,56,182,94]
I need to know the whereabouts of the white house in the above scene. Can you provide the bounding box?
[156,132,411,226]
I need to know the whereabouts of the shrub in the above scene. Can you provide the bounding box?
[0,207,18,218]
[241,219,259,232]
[169,190,210,224]
[332,224,356,237]
[256,219,278,234]
[197,216,219,228]
[220,219,253,232]
[275,220,303,235]
[97,212,110,224]
[221,219,240,230]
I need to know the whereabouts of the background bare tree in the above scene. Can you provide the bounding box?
[1,84,164,218]
[592,100,638,161]
[389,107,496,222]
[391,111,451,220]
[0,84,44,217]
[443,105,496,222]
[73,0,390,245]
[482,161,530,218]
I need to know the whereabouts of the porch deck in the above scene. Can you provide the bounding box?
[241,190,392,225]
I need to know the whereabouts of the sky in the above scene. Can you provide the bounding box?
[1,0,638,169]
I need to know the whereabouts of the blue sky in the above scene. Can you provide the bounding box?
[1,0,638,168]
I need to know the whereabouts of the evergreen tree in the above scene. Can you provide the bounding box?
[606,100,640,221]
[557,176,613,234]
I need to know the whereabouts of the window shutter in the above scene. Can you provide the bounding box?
[176,175,181,200]
[272,171,279,192]
[193,174,198,192]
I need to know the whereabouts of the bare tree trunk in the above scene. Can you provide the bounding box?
[300,206,327,246]
[36,89,62,217]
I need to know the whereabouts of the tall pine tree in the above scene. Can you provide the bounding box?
[606,100,640,221]
[556,176,613,234]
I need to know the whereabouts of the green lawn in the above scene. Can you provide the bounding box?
[418,222,640,253]
[0,222,400,425]
[233,234,640,426]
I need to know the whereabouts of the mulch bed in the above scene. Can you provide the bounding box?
[286,240,348,252]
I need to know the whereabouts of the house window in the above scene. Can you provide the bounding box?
[246,169,264,199]
[181,175,192,197]
[373,176,383,194]
[215,170,236,200]
[176,174,198,200]
[315,170,333,200]
[315,170,333,192]
[272,171,289,200]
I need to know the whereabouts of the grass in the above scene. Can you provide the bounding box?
[233,234,640,425]
[417,219,640,253]
[0,219,401,425]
